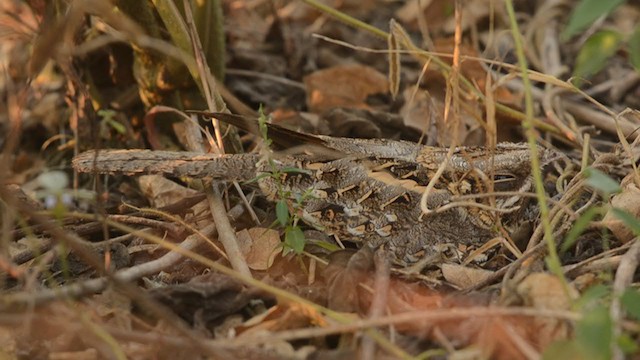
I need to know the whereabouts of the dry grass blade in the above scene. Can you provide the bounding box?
[3,0,640,358]
[387,20,401,100]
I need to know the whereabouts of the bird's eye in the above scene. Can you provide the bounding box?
[493,173,518,191]
[494,173,516,183]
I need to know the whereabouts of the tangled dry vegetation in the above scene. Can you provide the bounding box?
[1,0,639,359]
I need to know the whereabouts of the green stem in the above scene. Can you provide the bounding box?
[301,0,387,38]
[504,1,567,287]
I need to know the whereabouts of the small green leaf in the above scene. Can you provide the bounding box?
[584,167,621,196]
[276,200,289,227]
[561,0,624,40]
[576,306,613,360]
[284,226,305,254]
[98,109,115,120]
[542,340,582,360]
[243,173,271,184]
[618,333,640,354]
[621,288,640,320]
[611,208,640,236]
[573,30,623,84]
[51,197,69,219]
[98,109,126,134]
[105,118,127,134]
[574,30,623,78]
[307,239,341,252]
[281,167,312,175]
[575,284,610,311]
[544,255,563,277]
[629,24,640,72]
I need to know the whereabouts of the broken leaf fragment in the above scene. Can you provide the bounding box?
[236,228,282,270]
[602,175,640,242]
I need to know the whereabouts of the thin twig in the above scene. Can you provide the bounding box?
[361,249,392,360]
[1,224,216,309]
[611,238,640,360]
[182,0,252,277]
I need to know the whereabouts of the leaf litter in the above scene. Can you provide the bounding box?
[0,0,639,358]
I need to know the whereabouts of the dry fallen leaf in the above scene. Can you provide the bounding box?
[441,263,494,289]
[515,273,577,347]
[138,175,199,208]
[602,174,640,243]
[516,273,577,311]
[236,301,329,337]
[0,326,16,357]
[394,0,450,32]
[236,227,282,271]
[304,64,389,113]
[400,86,438,144]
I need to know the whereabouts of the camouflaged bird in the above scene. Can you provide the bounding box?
[73,112,559,263]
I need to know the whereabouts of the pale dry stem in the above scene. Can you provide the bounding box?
[182,0,252,278]
[611,238,640,360]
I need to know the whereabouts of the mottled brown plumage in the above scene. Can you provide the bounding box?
[73,112,559,263]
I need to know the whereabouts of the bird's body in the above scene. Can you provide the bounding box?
[73,112,558,262]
